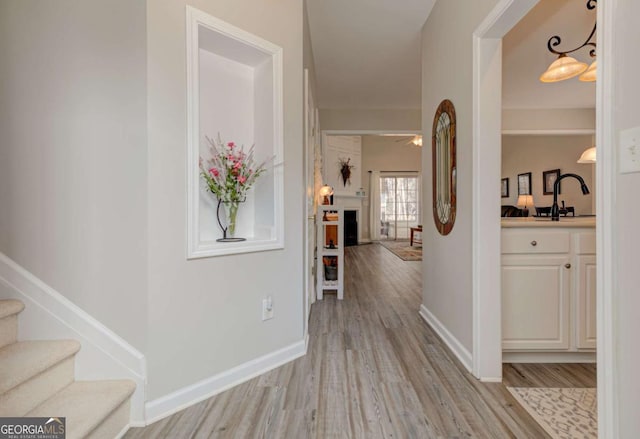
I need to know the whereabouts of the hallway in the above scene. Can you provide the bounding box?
[126,244,593,438]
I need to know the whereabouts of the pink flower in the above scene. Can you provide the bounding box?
[227,142,235,148]
[238,176,247,184]
[233,161,242,170]
[209,168,219,177]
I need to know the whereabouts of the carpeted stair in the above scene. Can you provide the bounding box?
[0,299,135,438]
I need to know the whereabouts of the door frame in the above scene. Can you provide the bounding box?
[472,0,616,437]
[303,69,318,337]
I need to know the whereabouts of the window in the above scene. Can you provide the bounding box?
[379,175,420,240]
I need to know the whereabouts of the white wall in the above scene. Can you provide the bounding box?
[303,1,318,101]
[361,136,422,240]
[319,109,421,131]
[0,0,148,350]
[421,0,500,353]
[611,0,640,435]
[145,0,304,399]
[503,108,595,132]
[502,135,594,215]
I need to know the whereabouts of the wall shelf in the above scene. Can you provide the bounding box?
[317,206,344,300]
[186,6,284,259]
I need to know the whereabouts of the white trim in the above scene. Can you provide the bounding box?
[596,1,617,437]
[419,305,472,373]
[185,6,285,259]
[471,0,539,384]
[322,129,421,136]
[115,424,131,439]
[144,337,307,424]
[0,252,146,424]
[502,129,596,136]
[503,351,596,363]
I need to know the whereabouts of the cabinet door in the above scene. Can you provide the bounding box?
[502,255,571,350]
[576,255,597,349]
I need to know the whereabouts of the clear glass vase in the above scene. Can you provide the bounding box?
[222,201,239,238]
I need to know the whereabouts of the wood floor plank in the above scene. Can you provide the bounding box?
[126,243,596,438]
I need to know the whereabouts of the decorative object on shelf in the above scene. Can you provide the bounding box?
[432,99,457,236]
[338,157,354,187]
[200,134,272,242]
[517,172,532,195]
[501,178,509,198]
[318,184,334,205]
[577,146,596,163]
[517,194,535,217]
[356,188,366,197]
[540,0,597,83]
[543,169,561,195]
[323,256,338,281]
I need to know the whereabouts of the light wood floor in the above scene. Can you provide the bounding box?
[125,243,596,438]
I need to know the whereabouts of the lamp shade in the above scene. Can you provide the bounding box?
[319,185,334,197]
[579,60,597,82]
[577,146,596,163]
[517,194,534,208]
[540,55,588,83]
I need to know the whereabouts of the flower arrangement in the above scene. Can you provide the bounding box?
[200,135,271,203]
[338,157,354,187]
[200,135,272,239]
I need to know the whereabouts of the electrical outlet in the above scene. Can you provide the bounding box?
[262,296,274,321]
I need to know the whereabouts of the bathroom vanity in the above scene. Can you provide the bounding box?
[501,217,596,362]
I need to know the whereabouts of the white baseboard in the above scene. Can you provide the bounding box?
[144,336,308,424]
[503,351,597,363]
[419,304,473,373]
[480,376,503,383]
[0,252,146,424]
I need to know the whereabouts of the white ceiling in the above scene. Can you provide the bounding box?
[306,0,596,111]
[306,0,435,109]
[502,0,597,109]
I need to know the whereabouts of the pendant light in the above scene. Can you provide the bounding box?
[540,0,597,83]
[577,146,596,163]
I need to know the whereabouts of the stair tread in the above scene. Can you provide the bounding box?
[0,299,25,319]
[26,380,135,439]
[0,340,80,394]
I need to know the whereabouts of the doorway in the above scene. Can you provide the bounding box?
[473,0,612,436]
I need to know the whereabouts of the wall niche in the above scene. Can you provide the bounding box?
[186,6,284,258]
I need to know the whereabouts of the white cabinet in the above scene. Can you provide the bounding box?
[501,227,596,355]
[576,254,597,349]
[502,255,571,350]
[317,206,344,300]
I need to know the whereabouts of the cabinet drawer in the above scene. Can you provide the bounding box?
[502,230,570,254]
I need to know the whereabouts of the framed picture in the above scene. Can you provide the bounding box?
[517,172,532,195]
[501,178,509,198]
[543,169,561,195]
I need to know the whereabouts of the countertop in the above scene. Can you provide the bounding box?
[501,216,596,228]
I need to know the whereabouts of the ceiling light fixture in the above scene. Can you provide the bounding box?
[577,146,596,163]
[540,0,597,83]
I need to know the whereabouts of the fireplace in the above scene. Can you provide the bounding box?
[344,210,358,246]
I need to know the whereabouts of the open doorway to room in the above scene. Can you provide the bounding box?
[316,131,423,301]
[474,0,600,436]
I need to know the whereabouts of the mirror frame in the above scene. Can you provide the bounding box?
[431,99,457,236]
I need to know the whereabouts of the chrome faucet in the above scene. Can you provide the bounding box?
[551,173,590,221]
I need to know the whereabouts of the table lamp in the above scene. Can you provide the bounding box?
[517,194,534,217]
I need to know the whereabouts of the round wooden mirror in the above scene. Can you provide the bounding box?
[432,99,457,235]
